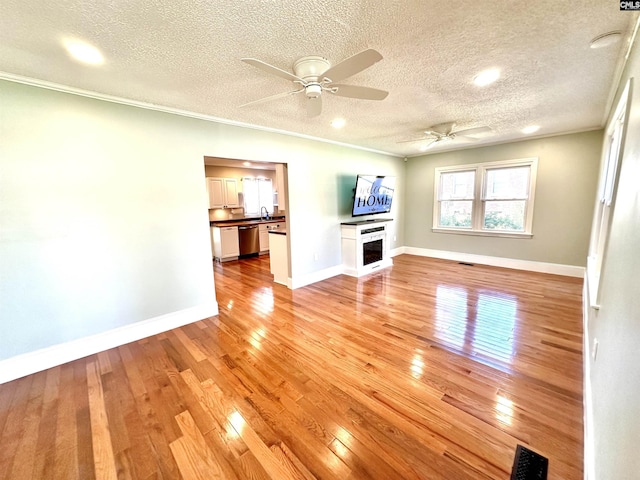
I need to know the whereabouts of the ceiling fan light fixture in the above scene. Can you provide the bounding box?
[590,31,622,49]
[305,84,322,98]
[473,68,500,87]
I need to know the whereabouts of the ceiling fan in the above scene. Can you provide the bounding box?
[399,122,492,150]
[240,49,389,117]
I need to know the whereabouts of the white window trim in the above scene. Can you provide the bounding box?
[433,157,538,238]
[587,78,632,309]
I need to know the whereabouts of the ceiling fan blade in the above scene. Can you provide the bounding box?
[240,88,304,108]
[454,126,492,137]
[307,96,322,117]
[330,84,388,100]
[242,58,305,83]
[321,49,383,83]
[397,131,439,143]
[423,130,445,137]
[427,122,456,135]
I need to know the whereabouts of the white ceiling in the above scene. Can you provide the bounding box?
[1,1,638,157]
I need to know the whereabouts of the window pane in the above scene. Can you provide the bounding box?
[243,178,259,215]
[483,200,525,231]
[603,121,623,204]
[439,200,472,228]
[439,171,475,200]
[484,166,529,200]
[258,178,274,214]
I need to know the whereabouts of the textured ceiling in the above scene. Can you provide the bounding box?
[0,1,637,157]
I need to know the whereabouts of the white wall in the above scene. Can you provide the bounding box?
[0,80,217,365]
[286,141,405,282]
[0,79,402,376]
[584,33,640,479]
[403,131,602,267]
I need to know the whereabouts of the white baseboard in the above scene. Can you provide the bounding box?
[401,246,585,277]
[290,265,344,289]
[0,302,219,384]
[583,276,596,480]
[290,246,583,289]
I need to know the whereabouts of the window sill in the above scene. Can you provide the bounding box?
[432,228,533,239]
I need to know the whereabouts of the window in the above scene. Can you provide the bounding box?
[242,177,274,216]
[433,158,537,237]
[587,79,630,308]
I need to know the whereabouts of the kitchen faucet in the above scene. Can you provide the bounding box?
[261,206,269,220]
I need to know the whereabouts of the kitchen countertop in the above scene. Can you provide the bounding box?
[210,216,286,227]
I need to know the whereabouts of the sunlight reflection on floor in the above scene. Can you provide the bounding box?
[435,285,517,364]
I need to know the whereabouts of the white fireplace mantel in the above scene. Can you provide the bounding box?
[341,218,393,277]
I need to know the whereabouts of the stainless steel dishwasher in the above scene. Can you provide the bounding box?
[238,224,260,258]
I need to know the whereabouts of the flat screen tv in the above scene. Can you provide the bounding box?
[351,174,396,217]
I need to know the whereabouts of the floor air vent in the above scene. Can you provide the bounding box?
[511,445,548,480]
[458,262,474,266]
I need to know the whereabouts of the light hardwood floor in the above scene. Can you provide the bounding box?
[0,254,584,479]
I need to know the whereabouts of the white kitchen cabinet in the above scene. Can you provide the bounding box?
[258,221,287,254]
[211,226,240,261]
[259,223,270,254]
[207,177,239,209]
[275,164,287,213]
[269,230,288,286]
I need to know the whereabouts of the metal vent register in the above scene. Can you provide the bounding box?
[511,445,548,480]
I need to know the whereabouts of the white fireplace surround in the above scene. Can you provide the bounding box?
[341,219,393,277]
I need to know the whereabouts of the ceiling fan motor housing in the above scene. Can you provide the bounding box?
[293,56,330,80]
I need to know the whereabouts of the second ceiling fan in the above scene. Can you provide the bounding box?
[399,122,492,150]
[240,49,389,116]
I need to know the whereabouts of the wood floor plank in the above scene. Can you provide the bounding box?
[86,360,118,480]
[52,363,80,480]
[6,371,47,480]
[0,254,584,479]
[31,367,61,479]
[0,374,34,479]
[170,410,227,479]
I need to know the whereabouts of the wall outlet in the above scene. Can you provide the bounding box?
[593,338,599,361]
[393,235,397,241]
[313,253,318,261]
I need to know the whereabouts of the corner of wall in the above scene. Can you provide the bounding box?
[583,274,596,480]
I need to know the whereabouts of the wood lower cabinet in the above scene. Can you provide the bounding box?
[211,226,239,261]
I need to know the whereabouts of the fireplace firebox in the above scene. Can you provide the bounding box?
[363,238,383,265]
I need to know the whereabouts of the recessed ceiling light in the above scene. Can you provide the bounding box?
[522,125,540,134]
[473,68,500,87]
[331,118,346,129]
[590,31,622,49]
[63,40,104,65]
[243,161,251,167]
